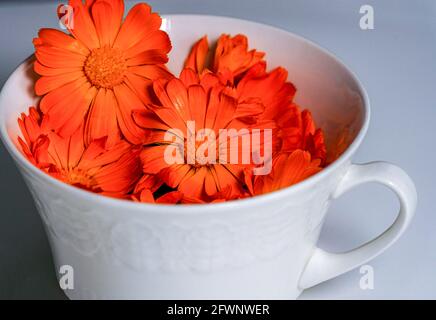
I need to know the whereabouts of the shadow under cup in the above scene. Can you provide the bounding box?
[0,15,368,299]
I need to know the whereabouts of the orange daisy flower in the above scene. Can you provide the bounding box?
[18,107,141,198]
[185,34,264,84]
[277,107,327,165]
[133,68,274,201]
[18,106,51,167]
[233,61,296,120]
[213,34,265,82]
[33,0,172,145]
[245,150,323,196]
[184,35,326,164]
[229,61,326,164]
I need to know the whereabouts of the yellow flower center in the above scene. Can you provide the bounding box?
[63,168,97,190]
[84,46,127,88]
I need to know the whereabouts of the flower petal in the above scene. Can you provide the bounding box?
[126,49,168,66]
[124,72,154,105]
[178,167,207,199]
[187,85,207,128]
[60,0,99,49]
[156,191,184,204]
[34,60,82,77]
[35,71,85,96]
[91,0,124,47]
[140,145,170,174]
[113,83,147,144]
[35,45,87,69]
[94,149,141,194]
[85,88,120,147]
[132,109,169,131]
[125,30,171,59]
[114,3,161,50]
[128,65,173,80]
[184,36,209,73]
[139,189,155,203]
[159,164,191,188]
[34,28,89,56]
[40,76,89,113]
[44,82,96,138]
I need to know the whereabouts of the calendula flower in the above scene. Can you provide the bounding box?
[18,107,141,198]
[184,36,296,123]
[33,0,172,145]
[185,34,264,84]
[184,35,326,164]
[21,13,329,204]
[133,68,274,201]
[234,62,326,163]
[277,107,327,165]
[213,34,265,82]
[229,61,326,163]
[245,150,323,196]
[233,61,296,120]
[184,36,209,75]
[18,107,55,170]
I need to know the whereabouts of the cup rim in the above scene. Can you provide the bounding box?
[0,14,370,214]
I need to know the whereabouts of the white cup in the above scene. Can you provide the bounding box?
[0,15,417,299]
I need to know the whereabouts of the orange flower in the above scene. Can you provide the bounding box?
[33,0,172,145]
[18,106,51,167]
[184,37,297,127]
[245,150,323,196]
[184,36,209,75]
[278,107,327,165]
[234,61,296,120]
[184,35,326,164]
[133,68,274,200]
[18,107,141,198]
[185,34,264,83]
[214,34,265,82]
[233,63,326,164]
[230,62,324,161]
[21,18,329,203]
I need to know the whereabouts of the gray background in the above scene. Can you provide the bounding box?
[0,0,435,299]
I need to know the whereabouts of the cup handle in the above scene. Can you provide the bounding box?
[298,162,417,289]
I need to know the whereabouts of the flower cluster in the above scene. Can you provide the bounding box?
[18,0,327,204]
